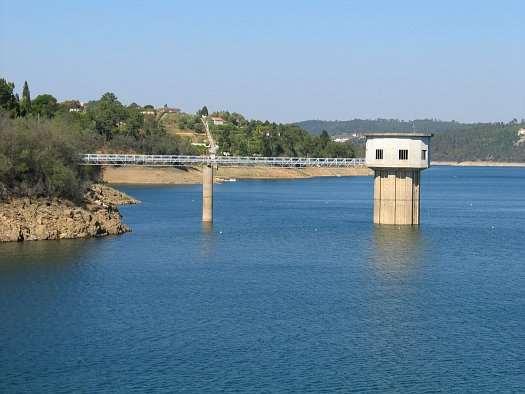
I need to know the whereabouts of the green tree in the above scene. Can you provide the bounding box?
[143,115,165,136]
[198,105,209,117]
[20,81,31,116]
[0,115,100,201]
[32,94,59,118]
[0,78,19,117]
[86,92,126,140]
[124,106,144,138]
[319,130,330,149]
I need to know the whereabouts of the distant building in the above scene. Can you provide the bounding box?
[141,110,156,116]
[211,116,225,126]
[518,128,525,136]
[333,137,350,143]
[64,100,84,112]
[159,105,180,113]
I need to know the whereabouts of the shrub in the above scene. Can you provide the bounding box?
[0,114,101,201]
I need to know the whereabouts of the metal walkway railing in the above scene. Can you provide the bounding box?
[80,154,366,168]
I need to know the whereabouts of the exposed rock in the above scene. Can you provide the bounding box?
[87,184,140,205]
[0,184,138,242]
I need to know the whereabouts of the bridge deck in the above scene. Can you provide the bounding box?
[81,154,365,168]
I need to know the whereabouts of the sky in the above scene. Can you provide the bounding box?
[1,0,523,123]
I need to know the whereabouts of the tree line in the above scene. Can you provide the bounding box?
[296,118,525,135]
[0,76,361,200]
[174,109,358,158]
[297,117,525,162]
[431,123,525,162]
[0,77,196,200]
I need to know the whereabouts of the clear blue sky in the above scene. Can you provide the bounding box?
[1,0,523,123]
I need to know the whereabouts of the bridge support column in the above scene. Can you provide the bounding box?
[202,164,214,222]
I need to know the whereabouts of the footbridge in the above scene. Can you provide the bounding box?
[82,130,434,226]
[81,153,365,223]
[81,154,365,168]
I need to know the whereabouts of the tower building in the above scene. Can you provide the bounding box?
[365,133,433,225]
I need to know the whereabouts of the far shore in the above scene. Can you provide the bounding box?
[102,166,372,185]
[432,161,525,168]
[102,161,524,185]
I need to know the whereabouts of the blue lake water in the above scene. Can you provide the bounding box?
[1,166,524,392]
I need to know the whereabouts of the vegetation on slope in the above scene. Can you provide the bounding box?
[432,123,525,162]
[0,116,100,201]
[0,77,197,200]
[297,118,525,162]
[296,118,475,135]
[207,111,357,158]
[0,77,360,200]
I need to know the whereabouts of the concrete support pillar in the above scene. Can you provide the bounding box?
[202,164,214,222]
[373,168,420,225]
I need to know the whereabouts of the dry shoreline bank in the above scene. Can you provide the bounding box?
[432,161,525,167]
[102,166,372,185]
[102,161,525,185]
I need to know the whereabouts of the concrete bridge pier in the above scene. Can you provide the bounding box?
[202,164,214,222]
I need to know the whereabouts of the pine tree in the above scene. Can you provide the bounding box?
[319,130,330,148]
[20,81,31,116]
[199,105,208,117]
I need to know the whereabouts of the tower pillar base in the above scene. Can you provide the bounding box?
[373,168,420,225]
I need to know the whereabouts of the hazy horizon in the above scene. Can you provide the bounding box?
[1,0,523,123]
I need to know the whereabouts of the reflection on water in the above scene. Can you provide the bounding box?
[200,221,218,258]
[369,225,426,277]
[0,238,95,274]
[201,221,213,233]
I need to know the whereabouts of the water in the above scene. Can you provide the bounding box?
[1,167,524,393]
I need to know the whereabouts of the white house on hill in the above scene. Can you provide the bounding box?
[211,116,225,126]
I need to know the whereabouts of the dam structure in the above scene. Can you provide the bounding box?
[365,133,433,225]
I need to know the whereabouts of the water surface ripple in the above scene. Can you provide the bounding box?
[1,167,524,392]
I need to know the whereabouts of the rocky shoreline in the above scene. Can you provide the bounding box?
[0,184,138,242]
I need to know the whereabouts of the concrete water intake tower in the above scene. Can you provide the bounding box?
[365,133,433,225]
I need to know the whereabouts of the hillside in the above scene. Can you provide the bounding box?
[160,112,208,144]
[432,123,525,162]
[296,119,472,135]
[296,119,525,162]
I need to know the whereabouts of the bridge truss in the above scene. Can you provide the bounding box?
[81,154,366,168]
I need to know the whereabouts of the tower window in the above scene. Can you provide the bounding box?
[421,150,427,160]
[375,149,383,160]
[399,149,408,160]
